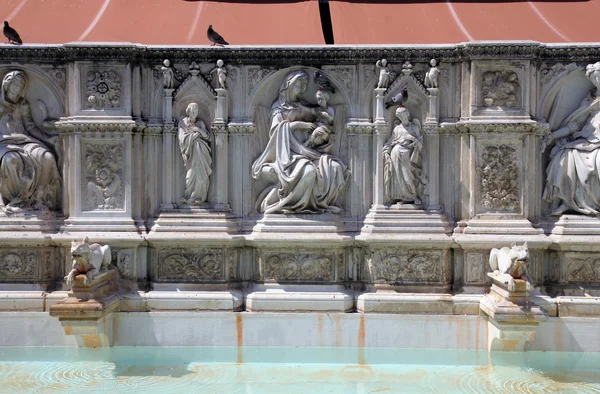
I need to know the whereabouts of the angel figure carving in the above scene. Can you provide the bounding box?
[376,59,391,89]
[383,106,424,205]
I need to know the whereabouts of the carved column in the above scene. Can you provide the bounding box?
[373,88,386,123]
[215,88,228,123]
[162,88,174,123]
[423,125,440,209]
[161,123,177,210]
[426,87,439,123]
[211,123,230,211]
[372,123,388,209]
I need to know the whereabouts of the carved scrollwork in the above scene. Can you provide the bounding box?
[111,249,135,279]
[260,251,337,282]
[82,142,124,211]
[247,66,277,96]
[368,250,442,284]
[158,249,225,281]
[567,257,600,283]
[479,145,519,213]
[465,251,485,284]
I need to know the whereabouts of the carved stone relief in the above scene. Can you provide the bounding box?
[82,142,124,211]
[383,106,424,205]
[566,254,600,283]
[465,251,486,284]
[325,66,355,97]
[481,70,519,107]
[41,66,67,91]
[0,250,39,280]
[0,70,62,214]
[178,103,212,205]
[479,144,519,213]
[246,66,277,96]
[111,248,135,280]
[367,249,444,284]
[258,250,340,282]
[86,69,121,109]
[158,248,226,281]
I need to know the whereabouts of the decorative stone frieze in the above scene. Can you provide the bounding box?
[156,248,232,282]
[478,144,519,213]
[85,69,121,109]
[257,249,343,283]
[366,249,448,285]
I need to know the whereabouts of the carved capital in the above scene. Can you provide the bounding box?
[227,122,256,135]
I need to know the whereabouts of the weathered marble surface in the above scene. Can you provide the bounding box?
[0,42,598,318]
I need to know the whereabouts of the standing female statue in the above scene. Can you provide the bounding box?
[0,70,61,213]
[251,70,348,214]
[383,106,424,204]
[541,62,600,216]
[178,103,212,205]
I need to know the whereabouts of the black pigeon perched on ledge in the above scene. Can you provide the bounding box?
[207,25,228,46]
[314,71,336,94]
[3,21,22,45]
[385,87,409,109]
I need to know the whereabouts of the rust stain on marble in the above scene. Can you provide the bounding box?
[333,315,342,348]
[236,314,243,364]
[316,314,323,347]
[358,314,366,365]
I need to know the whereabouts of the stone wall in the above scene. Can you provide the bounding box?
[1,42,600,314]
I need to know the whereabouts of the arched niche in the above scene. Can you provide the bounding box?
[384,75,429,125]
[172,74,216,125]
[539,67,591,130]
[171,74,217,206]
[0,66,66,125]
[248,66,352,156]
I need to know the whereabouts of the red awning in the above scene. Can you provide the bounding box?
[1,1,599,45]
[329,0,600,44]
[0,0,324,45]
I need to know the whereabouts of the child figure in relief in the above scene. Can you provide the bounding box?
[305,89,335,149]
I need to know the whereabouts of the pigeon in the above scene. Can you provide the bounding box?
[3,21,22,45]
[313,71,336,94]
[207,25,228,46]
[385,87,408,109]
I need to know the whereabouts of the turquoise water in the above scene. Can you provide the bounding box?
[0,347,599,393]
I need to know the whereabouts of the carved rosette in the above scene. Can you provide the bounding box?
[82,142,125,211]
[366,249,446,284]
[478,145,520,213]
[157,248,231,281]
[0,250,39,281]
[258,250,342,282]
[86,70,121,109]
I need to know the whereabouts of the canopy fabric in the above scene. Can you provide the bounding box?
[329,0,600,44]
[0,0,598,45]
[0,0,324,45]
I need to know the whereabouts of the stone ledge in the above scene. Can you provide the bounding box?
[557,297,600,317]
[121,290,244,312]
[0,291,46,311]
[246,291,354,312]
[357,293,483,315]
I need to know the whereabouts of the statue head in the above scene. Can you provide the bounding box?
[185,102,199,121]
[163,59,170,67]
[395,106,410,123]
[430,59,437,67]
[381,59,387,67]
[2,71,27,104]
[216,59,224,67]
[586,62,600,89]
[315,89,330,107]
[279,70,309,103]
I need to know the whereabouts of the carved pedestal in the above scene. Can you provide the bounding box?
[480,274,547,351]
[49,268,119,347]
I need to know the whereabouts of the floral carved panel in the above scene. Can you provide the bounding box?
[157,248,227,282]
[481,70,519,108]
[111,248,135,280]
[367,249,446,284]
[82,142,124,211]
[478,144,520,213]
[258,250,340,282]
[0,250,39,281]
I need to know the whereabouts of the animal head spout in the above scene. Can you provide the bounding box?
[510,242,529,263]
[71,236,91,258]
